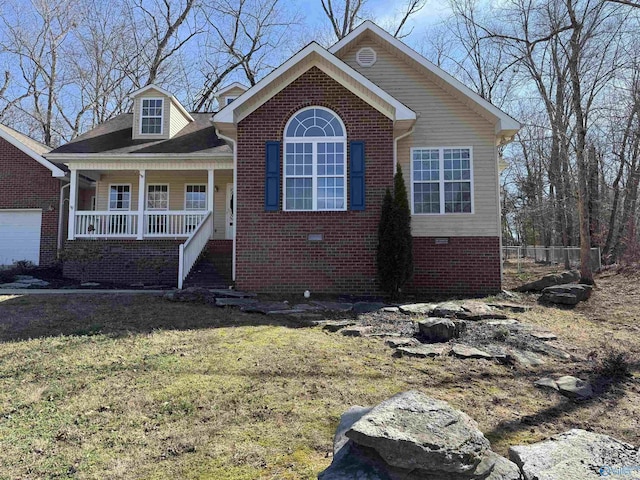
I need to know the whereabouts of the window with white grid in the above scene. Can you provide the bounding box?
[146,185,168,210]
[109,184,130,210]
[185,185,207,210]
[141,98,163,134]
[411,147,473,214]
[284,107,346,211]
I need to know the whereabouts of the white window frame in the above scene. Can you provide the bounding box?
[140,97,164,135]
[410,146,474,215]
[283,106,347,212]
[184,184,207,210]
[146,184,169,211]
[108,184,132,211]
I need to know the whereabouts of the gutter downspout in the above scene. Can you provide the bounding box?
[393,127,414,174]
[215,128,237,283]
[57,182,70,256]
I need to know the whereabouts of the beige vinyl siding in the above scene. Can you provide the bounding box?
[95,170,233,240]
[131,89,171,140]
[341,39,500,237]
[218,86,247,106]
[169,101,190,137]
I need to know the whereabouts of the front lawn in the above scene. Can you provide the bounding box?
[0,280,638,478]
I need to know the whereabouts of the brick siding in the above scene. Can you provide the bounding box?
[0,138,61,266]
[409,237,501,297]
[62,239,181,286]
[235,67,394,294]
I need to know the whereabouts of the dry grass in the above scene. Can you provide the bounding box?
[0,270,639,478]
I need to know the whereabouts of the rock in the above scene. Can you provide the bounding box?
[81,282,100,287]
[215,297,258,307]
[506,349,545,367]
[345,391,491,473]
[290,303,323,311]
[451,344,493,360]
[487,302,532,313]
[418,318,465,342]
[509,429,640,480]
[515,270,580,292]
[534,376,593,399]
[394,344,449,358]
[541,284,593,304]
[398,303,437,315]
[208,289,256,298]
[384,337,419,348]
[353,302,387,314]
[432,301,466,317]
[530,331,558,341]
[341,326,373,337]
[320,391,522,480]
[241,302,290,314]
[530,343,572,360]
[0,282,32,288]
[460,301,507,320]
[312,301,354,313]
[382,306,399,313]
[321,320,358,332]
[486,319,520,326]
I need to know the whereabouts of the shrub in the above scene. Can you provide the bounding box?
[596,348,633,380]
[377,165,413,296]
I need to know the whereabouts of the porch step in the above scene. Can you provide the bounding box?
[183,257,231,289]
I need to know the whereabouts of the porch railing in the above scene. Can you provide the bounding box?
[75,211,138,237]
[178,211,213,289]
[74,210,208,238]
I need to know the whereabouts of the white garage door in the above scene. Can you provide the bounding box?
[0,210,42,266]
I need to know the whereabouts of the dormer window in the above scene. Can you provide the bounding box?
[141,98,163,134]
[225,96,238,105]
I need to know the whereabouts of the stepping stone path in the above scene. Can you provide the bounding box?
[0,275,50,288]
[534,375,594,399]
[215,297,258,307]
[384,337,419,348]
[398,303,438,314]
[311,301,354,313]
[394,344,449,358]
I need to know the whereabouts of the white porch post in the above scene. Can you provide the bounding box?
[137,169,146,240]
[67,168,78,240]
[208,169,215,239]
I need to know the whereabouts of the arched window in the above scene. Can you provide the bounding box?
[283,107,347,211]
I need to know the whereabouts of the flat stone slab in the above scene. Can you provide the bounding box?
[486,319,520,326]
[0,282,32,289]
[321,320,358,332]
[353,302,387,314]
[487,302,532,313]
[450,344,493,360]
[384,337,420,348]
[290,303,323,311]
[241,302,291,314]
[534,376,593,399]
[215,297,258,307]
[398,303,437,315]
[81,282,100,287]
[431,301,466,317]
[530,331,558,341]
[507,349,545,367]
[208,289,257,298]
[509,429,640,480]
[341,326,373,337]
[459,301,507,320]
[381,306,399,313]
[312,301,354,313]
[394,344,449,358]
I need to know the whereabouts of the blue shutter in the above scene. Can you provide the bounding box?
[350,141,365,211]
[265,141,280,211]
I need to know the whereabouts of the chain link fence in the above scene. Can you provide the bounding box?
[503,245,601,272]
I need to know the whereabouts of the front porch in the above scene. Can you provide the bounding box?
[64,164,234,288]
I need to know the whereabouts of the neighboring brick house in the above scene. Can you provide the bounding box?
[47,21,519,295]
[0,125,66,266]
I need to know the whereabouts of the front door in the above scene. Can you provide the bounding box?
[225,183,234,239]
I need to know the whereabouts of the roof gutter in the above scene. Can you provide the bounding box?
[394,127,414,174]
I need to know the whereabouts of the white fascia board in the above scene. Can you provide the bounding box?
[329,21,521,135]
[215,82,249,96]
[130,84,194,122]
[46,152,232,162]
[0,127,65,177]
[213,42,416,124]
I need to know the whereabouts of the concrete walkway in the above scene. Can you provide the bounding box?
[0,289,168,295]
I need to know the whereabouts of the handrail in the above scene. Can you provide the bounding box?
[178,211,213,289]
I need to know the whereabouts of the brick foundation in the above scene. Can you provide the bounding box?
[0,137,61,266]
[235,67,394,295]
[62,239,182,286]
[409,237,501,297]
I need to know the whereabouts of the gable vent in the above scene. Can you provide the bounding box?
[356,47,377,67]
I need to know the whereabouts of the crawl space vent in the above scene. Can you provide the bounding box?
[356,47,377,67]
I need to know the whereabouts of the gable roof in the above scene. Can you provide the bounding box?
[130,84,195,123]
[216,82,249,97]
[46,113,230,157]
[0,124,66,177]
[214,42,416,126]
[329,21,520,138]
